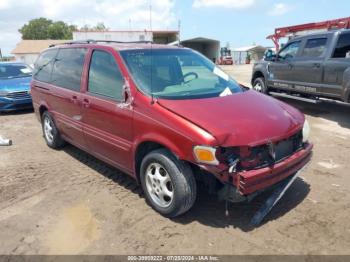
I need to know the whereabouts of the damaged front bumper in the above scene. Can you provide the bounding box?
[237,143,313,195]
[203,142,313,200]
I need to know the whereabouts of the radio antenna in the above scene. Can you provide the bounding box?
[150,41,155,104]
[149,1,155,104]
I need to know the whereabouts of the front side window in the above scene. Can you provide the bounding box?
[333,33,350,58]
[0,64,32,79]
[88,50,124,100]
[51,48,87,91]
[33,49,58,82]
[120,49,242,100]
[301,38,327,57]
[278,41,301,60]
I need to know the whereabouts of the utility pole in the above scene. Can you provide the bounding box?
[177,20,181,46]
[149,2,152,31]
[149,1,153,42]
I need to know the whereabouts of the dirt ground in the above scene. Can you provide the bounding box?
[0,64,350,255]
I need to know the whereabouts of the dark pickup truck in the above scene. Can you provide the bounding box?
[252,29,350,103]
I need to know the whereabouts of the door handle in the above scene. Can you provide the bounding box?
[288,63,294,69]
[313,63,321,68]
[71,95,78,104]
[82,98,90,108]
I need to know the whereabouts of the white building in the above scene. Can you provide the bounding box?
[73,30,178,44]
[11,40,68,65]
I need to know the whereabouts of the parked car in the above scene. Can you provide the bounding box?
[252,29,350,103]
[31,41,313,217]
[0,62,33,112]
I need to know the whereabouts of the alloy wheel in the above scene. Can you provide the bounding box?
[145,163,174,208]
[44,117,54,144]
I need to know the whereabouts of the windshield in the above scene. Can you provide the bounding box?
[120,49,242,100]
[0,64,32,79]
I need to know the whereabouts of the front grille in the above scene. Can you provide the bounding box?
[239,131,303,171]
[5,91,31,100]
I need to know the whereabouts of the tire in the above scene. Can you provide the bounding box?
[140,148,196,217]
[41,111,65,149]
[253,77,268,94]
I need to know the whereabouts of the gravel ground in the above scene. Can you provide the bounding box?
[0,64,349,255]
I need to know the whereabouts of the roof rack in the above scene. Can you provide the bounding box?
[49,39,153,47]
[267,16,350,51]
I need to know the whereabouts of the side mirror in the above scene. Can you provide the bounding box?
[265,54,277,61]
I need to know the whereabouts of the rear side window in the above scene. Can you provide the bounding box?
[301,38,327,57]
[51,48,87,91]
[33,49,58,82]
[333,33,350,58]
[88,50,124,100]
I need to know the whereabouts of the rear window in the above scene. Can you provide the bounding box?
[51,48,87,91]
[301,38,327,57]
[33,49,58,82]
[333,33,350,58]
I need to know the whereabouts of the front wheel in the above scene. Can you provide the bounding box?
[140,149,196,217]
[253,77,268,94]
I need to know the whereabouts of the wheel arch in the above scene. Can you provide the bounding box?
[133,138,187,184]
[251,70,265,85]
[342,68,350,102]
[39,104,48,119]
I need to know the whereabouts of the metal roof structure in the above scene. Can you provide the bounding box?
[267,17,350,50]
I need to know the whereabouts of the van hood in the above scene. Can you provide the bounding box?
[158,90,304,147]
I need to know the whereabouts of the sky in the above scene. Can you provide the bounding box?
[0,0,350,55]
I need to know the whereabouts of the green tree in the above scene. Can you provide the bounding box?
[19,18,52,39]
[48,21,73,39]
[93,22,107,31]
[19,17,76,40]
[80,22,108,32]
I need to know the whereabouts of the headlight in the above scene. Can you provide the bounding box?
[193,145,219,165]
[302,119,310,143]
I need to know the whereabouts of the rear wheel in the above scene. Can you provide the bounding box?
[140,149,196,217]
[253,77,268,94]
[42,111,65,149]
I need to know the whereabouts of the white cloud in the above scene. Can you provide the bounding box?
[0,0,176,55]
[268,3,292,16]
[193,0,255,9]
[0,0,11,10]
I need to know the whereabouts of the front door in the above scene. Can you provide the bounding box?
[267,41,301,90]
[82,49,134,173]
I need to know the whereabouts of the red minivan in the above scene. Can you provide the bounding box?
[31,41,312,217]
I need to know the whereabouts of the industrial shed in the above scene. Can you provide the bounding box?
[169,37,220,62]
[232,45,267,64]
